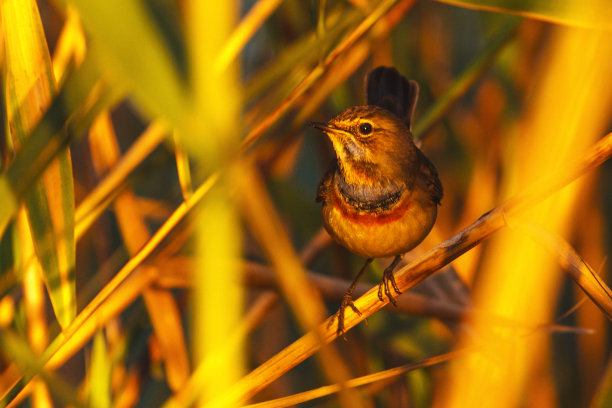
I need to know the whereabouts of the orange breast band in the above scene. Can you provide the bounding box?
[331,189,412,226]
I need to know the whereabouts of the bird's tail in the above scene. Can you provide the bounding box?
[365,66,419,130]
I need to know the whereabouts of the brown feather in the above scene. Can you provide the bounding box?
[415,148,443,205]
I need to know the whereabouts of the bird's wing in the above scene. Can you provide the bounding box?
[365,66,419,130]
[316,160,337,203]
[415,148,443,205]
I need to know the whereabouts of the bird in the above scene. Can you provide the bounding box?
[309,66,443,337]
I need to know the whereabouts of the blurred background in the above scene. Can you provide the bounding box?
[1,0,611,407]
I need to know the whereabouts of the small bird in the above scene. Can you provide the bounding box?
[309,66,443,337]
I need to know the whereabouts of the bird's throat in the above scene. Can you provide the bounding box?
[335,171,405,212]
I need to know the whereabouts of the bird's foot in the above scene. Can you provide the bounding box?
[328,292,362,339]
[377,264,402,306]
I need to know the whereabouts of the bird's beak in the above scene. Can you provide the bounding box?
[307,121,333,132]
[308,121,350,147]
[308,120,357,160]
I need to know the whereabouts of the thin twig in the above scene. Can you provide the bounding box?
[243,347,471,408]
[514,219,612,320]
[298,227,333,266]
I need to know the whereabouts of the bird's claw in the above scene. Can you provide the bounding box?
[377,267,402,306]
[328,292,362,339]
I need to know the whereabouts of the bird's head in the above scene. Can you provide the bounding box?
[309,105,418,185]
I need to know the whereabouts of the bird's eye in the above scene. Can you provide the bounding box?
[358,123,372,136]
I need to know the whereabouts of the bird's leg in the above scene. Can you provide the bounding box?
[378,255,403,306]
[328,257,373,338]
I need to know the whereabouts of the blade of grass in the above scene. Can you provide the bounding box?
[111,367,140,408]
[0,49,125,238]
[172,131,193,200]
[0,264,160,406]
[0,330,86,408]
[186,1,245,404]
[0,223,17,297]
[2,0,76,327]
[0,296,14,330]
[51,5,86,82]
[142,287,190,391]
[316,0,328,63]
[54,0,189,126]
[18,210,53,408]
[89,332,111,408]
[244,348,470,408]
[0,185,17,240]
[434,0,612,30]
[47,266,160,375]
[215,0,285,73]
[75,119,168,240]
[88,112,190,392]
[162,291,279,408]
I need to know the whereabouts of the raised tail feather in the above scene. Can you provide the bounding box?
[365,66,419,130]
